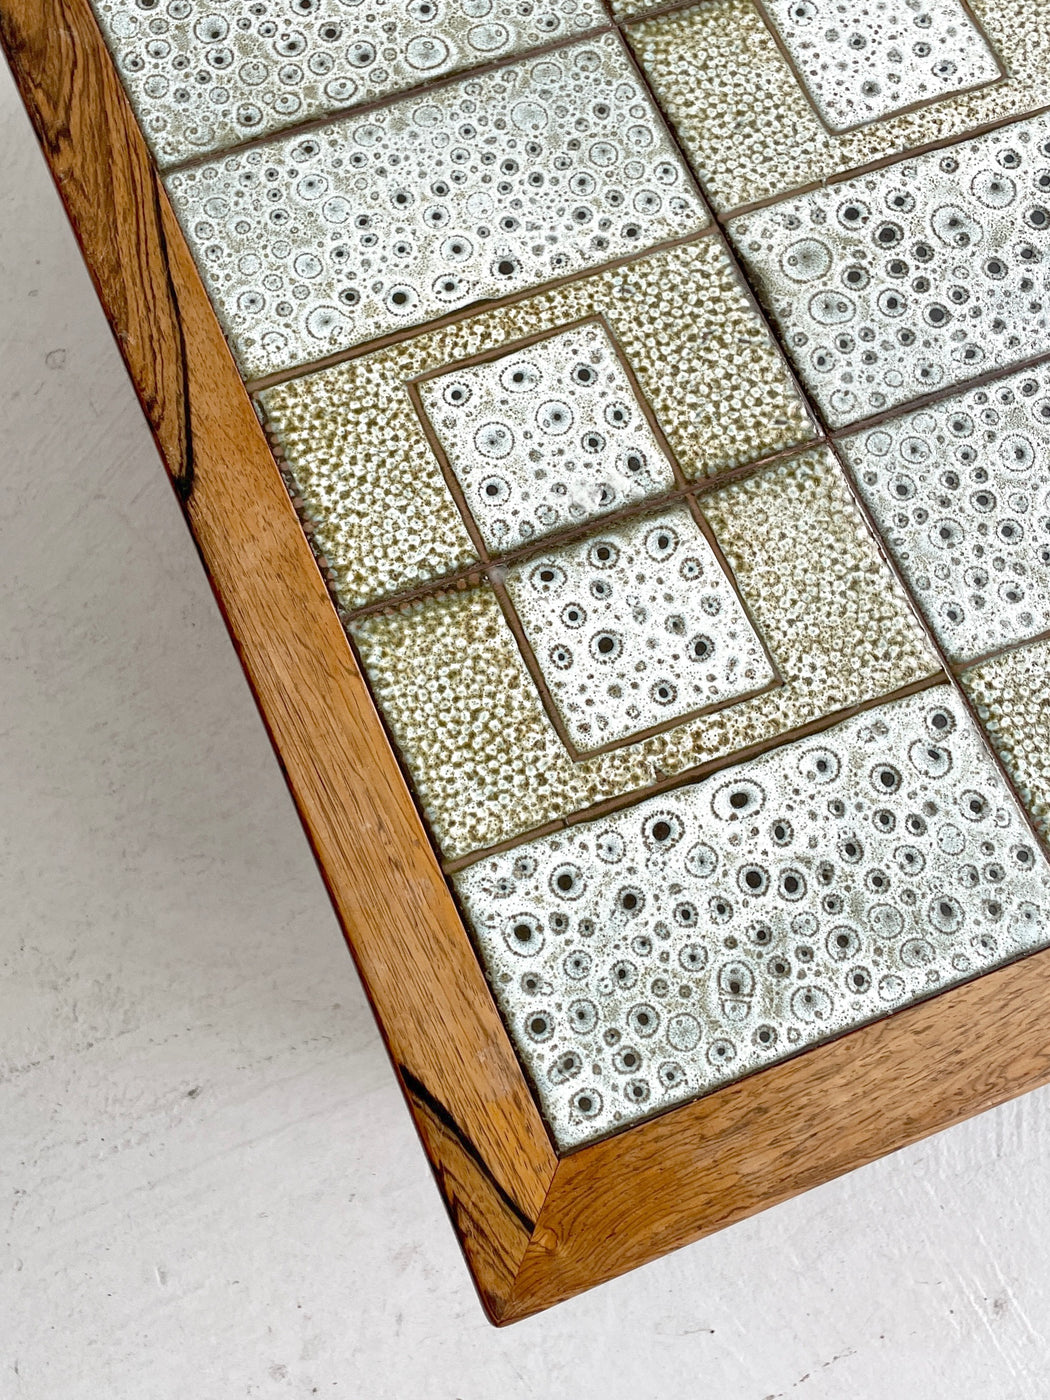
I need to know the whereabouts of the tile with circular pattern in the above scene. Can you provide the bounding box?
[729,110,1050,428]
[455,685,1050,1147]
[502,505,778,752]
[89,0,608,168]
[415,318,678,552]
[166,33,709,378]
[757,0,1002,134]
[841,362,1050,663]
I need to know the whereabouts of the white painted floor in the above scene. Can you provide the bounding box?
[2,54,1050,1400]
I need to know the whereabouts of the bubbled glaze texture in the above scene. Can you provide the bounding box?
[166,34,709,377]
[963,637,1050,838]
[258,240,815,608]
[759,0,1002,133]
[842,363,1050,662]
[504,506,776,750]
[350,450,939,856]
[456,687,1050,1147]
[628,0,1050,210]
[417,319,677,551]
[90,0,608,168]
[729,112,1050,428]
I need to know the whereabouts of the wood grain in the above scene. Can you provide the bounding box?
[9,0,1050,1329]
[0,0,557,1318]
[499,945,1050,1322]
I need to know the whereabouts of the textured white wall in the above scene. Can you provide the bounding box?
[2,55,1050,1400]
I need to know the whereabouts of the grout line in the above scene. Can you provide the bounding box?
[718,99,1050,224]
[337,437,825,622]
[951,625,1050,678]
[442,672,948,872]
[830,347,1050,441]
[245,229,718,394]
[831,442,1050,854]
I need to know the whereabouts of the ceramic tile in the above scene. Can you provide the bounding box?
[416,319,677,551]
[503,506,777,751]
[166,34,709,379]
[90,0,608,169]
[627,0,1050,212]
[350,448,939,857]
[258,240,815,609]
[841,364,1050,663]
[455,686,1050,1147]
[759,0,1002,133]
[962,636,1050,837]
[728,111,1050,429]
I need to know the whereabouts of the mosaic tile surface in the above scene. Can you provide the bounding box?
[628,0,1050,211]
[351,449,938,856]
[456,687,1050,1147]
[729,112,1050,428]
[91,0,608,169]
[503,506,777,750]
[963,637,1050,838]
[416,319,677,551]
[842,365,1050,663]
[167,34,709,378]
[759,0,1002,133]
[259,240,815,609]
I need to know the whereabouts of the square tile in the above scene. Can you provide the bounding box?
[758,0,1003,133]
[963,635,1050,837]
[257,239,816,609]
[627,0,1050,211]
[350,449,939,857]
[415,318,677,552]
[503,506,777,752]
[455,686,1050,1147]
[90,0,608,169]
[842,363,1050,663]
[728,111,1050,428]
[166,34,709,379]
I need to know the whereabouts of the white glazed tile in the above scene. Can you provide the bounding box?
[503,505,776,751]
[842,363,1050,663]
[759,0,1002,133]
[455,686,1050,1147]
[729,110,1050,427]
[416,319,677,551]
[90,0,608,169]
[166,34,709,378]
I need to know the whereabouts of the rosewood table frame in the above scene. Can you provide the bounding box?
[4,0,1050,1324]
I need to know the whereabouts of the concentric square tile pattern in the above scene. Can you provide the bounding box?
[92,0,1050,1146]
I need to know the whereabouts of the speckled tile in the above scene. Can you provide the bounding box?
[627,0,1050,212]
[166,34,709,379]
[90,0,608,169]
[350,448,939,858]
[758,0,1003,134]
[455,685,1050,1147]
[257,239,816,609]
[841,364,1050,663]
[962,636,1050,838]
[416,319,677,551]
[503,506,777,751]
[728,111,1050,428]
